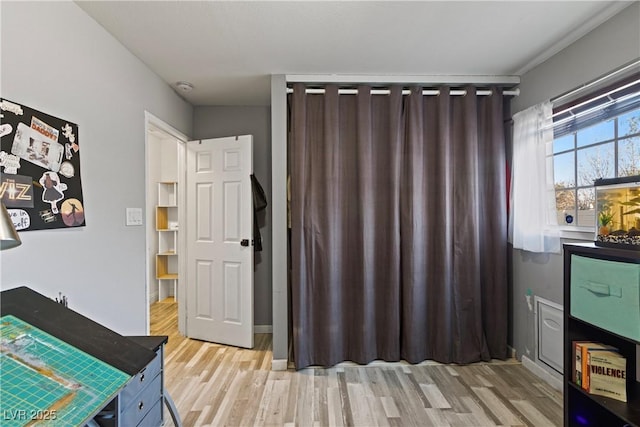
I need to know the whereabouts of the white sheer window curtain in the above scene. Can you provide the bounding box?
[509,101,561,253]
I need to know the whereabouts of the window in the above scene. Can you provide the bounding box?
[551,76,640,229]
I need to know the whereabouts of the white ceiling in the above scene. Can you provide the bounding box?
[75,1,633,106]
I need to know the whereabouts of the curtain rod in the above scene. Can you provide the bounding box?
[286,88,520,97]
[551,78,640,119]
[543,78,640,130]
[551,58,640,105]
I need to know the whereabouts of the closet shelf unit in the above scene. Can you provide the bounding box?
[156,182,178,301]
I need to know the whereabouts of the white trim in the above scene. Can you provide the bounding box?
[558,229,596,242]
[144,112,190,337]
[271,359,288,371]
[286,74,519,86]
[271,74,289,364]
[522,355,563,391]
[145,111,189,142]
[515,2,635,76]
[254,325,273,334]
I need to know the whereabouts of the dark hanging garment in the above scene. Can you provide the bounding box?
[251,174,267,252]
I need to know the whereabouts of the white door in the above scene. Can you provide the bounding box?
[185,135,254,348]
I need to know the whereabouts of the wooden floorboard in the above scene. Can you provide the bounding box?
[152,299,563,427]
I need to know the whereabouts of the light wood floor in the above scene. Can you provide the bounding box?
[151,299,563,427]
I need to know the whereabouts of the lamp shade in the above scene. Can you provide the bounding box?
[0,203,21,250]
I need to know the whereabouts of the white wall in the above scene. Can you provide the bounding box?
[513,2,640,113]
[0,2,193,335]
[270,75,288,365]
[510,2,640,360]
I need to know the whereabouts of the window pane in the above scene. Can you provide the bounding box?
[577,120,614,147]
[618,108,640,137]
[577,188,595,227]
[554,151,574,188]
[618,136,640,177]
[556,189,576,225]
[553,134,574,153]
[577,143,614,186]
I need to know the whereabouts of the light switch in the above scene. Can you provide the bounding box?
[126,207,143,226]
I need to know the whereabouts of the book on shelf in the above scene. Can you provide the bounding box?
[588,350,627,402]
[574,341,617,390]
[574,341,588,386]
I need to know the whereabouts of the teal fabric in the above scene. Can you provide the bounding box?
[571,255,640,341]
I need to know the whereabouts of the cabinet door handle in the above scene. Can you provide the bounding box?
[581,281,622,297]
[138,401,144,411]
[139,373,145,382]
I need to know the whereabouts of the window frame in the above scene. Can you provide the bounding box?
[549,73,640,240]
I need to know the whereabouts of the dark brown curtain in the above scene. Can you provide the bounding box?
[289,83,508,369]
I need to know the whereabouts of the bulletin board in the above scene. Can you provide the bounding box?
[0,99,85,231]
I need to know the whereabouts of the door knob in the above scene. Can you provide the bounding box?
[240,239,250,247]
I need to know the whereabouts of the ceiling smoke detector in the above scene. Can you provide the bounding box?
[175,81,194,92]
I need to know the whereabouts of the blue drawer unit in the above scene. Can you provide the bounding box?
[570,254,640,341]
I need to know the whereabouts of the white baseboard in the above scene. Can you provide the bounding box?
[254,325,273,333]
[507,345,517,359]
[271,359,288,371]
[149,291,159,305]
[521,355,563,391]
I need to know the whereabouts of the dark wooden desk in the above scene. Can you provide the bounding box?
[1,286,156,375]
[0,286,180,426]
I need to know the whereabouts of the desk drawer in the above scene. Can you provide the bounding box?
[136,399,163,427]
[120,348,162,403]
[120,373,162,426]
[570,254,640,341]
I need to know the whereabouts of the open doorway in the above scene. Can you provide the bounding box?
[145,112,188,334]
[144,112,259,349]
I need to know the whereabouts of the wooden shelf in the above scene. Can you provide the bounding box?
[156,253,177,278]
[156,181,179,302]
[155,206,177,231]
[568,380,640,423]
[158,181,177,206]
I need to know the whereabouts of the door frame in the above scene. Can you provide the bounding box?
[144,112,189,335]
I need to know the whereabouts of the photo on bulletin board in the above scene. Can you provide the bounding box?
[0,98,85,231]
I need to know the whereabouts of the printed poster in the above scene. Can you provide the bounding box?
[0,99,85,230]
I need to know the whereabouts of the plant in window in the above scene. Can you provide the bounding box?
[598,210,614,235]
